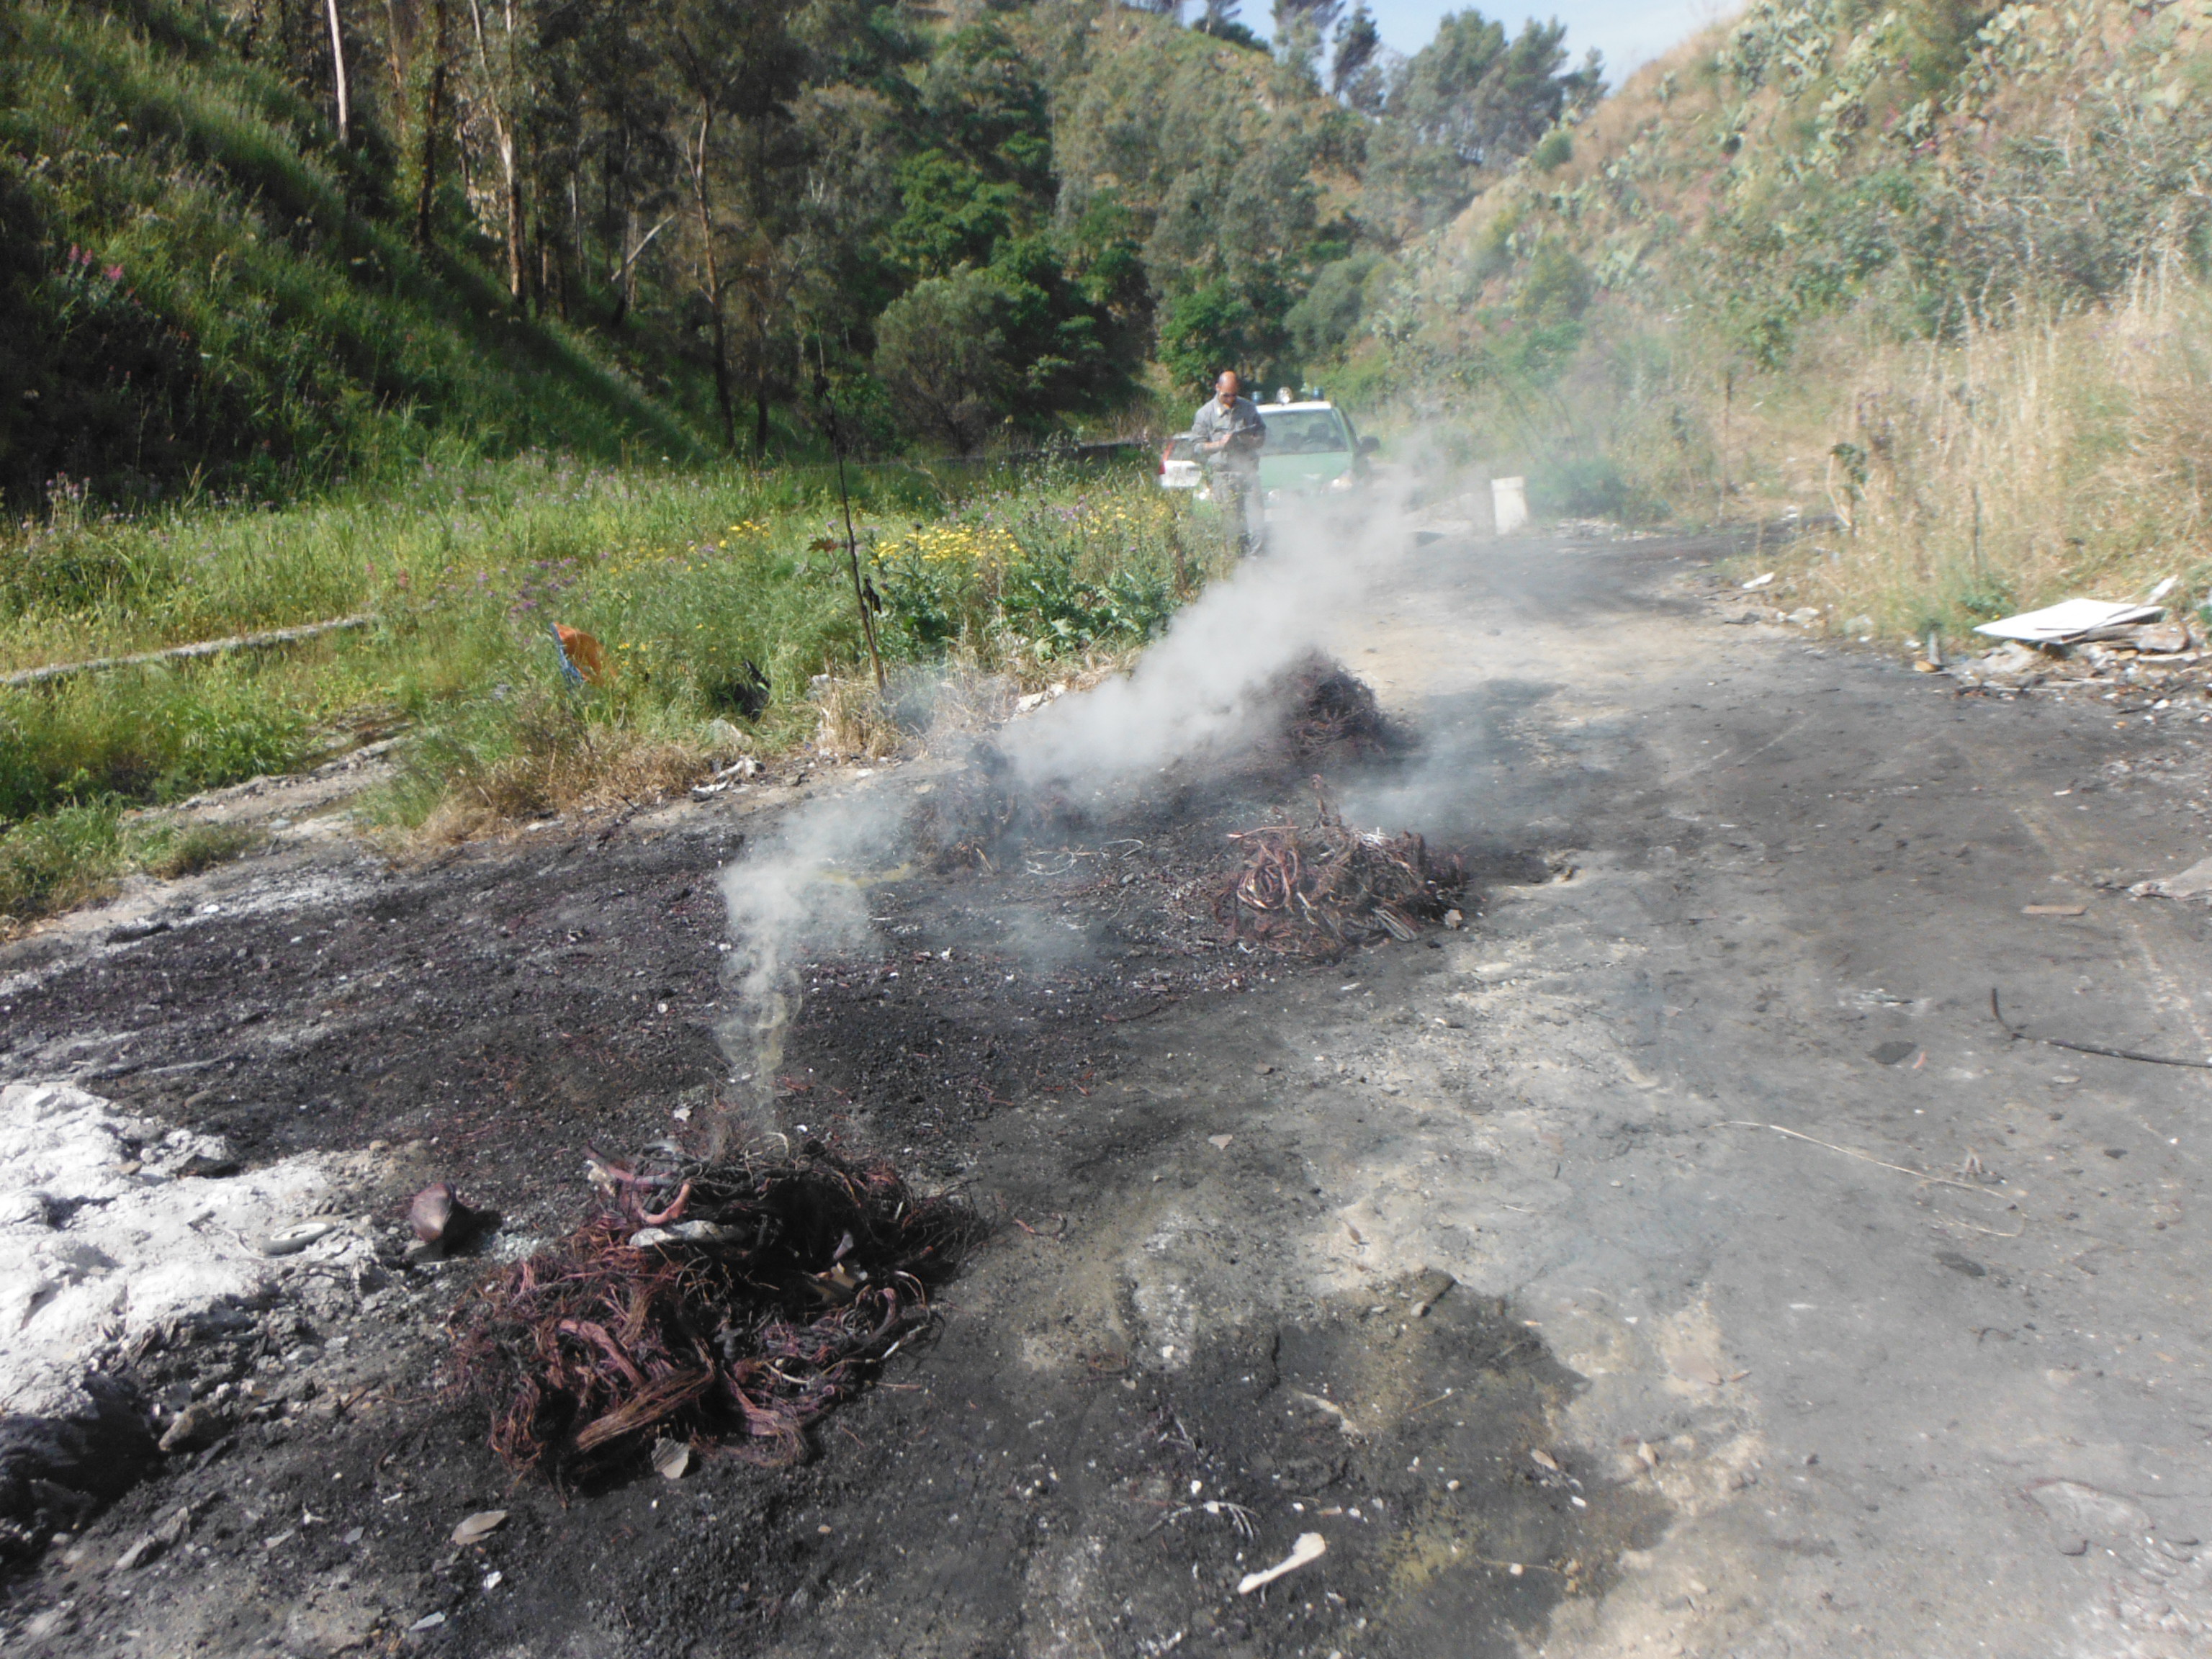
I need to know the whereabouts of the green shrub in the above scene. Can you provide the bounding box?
[136,819,258,880]
[0,801,125,924]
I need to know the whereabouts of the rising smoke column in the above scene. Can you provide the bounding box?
[995,494,1416,796]
[714,488,1420,1134]
[713,783,904,1148]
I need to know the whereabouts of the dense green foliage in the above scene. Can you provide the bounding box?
[0,0,696,505]
[0,0,1606,502]
[0,452,1210,916]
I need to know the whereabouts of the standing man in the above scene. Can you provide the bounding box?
[1190,370,1267,554]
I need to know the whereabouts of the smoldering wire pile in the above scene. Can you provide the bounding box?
[1213,783,1465,958]
[909,740,1076,871]
[1275,652,1401,757]
[910,745,1021,871]
[447,1146,976,1478]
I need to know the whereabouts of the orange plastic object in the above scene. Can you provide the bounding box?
[553,624,611,685]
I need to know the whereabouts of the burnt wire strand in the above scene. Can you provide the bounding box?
[1990,986,2212,1070]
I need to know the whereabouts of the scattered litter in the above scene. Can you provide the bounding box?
[1990,986,2212,1071]
[1442,908,1463,930]
[1972,600,2164,644]
[449,1145,976,1478]
[1207,1134,1234,1151]
[650,1439,691,1480]
[704,659,771,720]
[2128,857,2212,901]
[1491,476,1529,534]
[2022,904,2086,917]
[1237,1532,1326,1594]
[1213,783,1465,958]
[1529,1448,1560,1472]
[482,1570,503,1592]
[550,624,610,685]
[1740,572,1776,590]
[410,1182,483,1251]
[257,1220,338,1257]
[2133,621,2192,653]
[409,1611,447,1633]
[451,1510,508,1547]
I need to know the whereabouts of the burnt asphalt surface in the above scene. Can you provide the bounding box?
[6,528,2212,1656]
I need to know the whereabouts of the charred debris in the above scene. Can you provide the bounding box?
[1215,782,1464,958]
[914,652,1412,875]
[448,1143,976,1480]
[453,658,1460,1477]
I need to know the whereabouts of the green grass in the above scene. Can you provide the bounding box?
[0,451,1209,920]
[0,0,710,506]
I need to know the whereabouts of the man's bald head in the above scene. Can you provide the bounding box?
[1215,372,1241,403]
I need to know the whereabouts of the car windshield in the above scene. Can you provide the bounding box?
[1261,410,1347,454]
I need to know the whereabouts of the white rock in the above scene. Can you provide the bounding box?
[0,1081,348,1420]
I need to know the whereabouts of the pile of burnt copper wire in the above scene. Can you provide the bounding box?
[910,743,1022,871]
[446,1143,976,1478]
[1213,783,1465,957]
[1275,653,1401,757]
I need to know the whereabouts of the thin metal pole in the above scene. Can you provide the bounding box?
[814,338,884,690]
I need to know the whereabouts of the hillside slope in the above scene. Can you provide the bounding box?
[1429,0,2212,361]
[0,0,704,506]
[1378,0,2212,631]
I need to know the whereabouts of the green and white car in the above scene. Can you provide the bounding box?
[1257,400,1377,498]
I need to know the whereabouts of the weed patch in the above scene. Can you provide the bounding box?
[0,453,1204,909]
[0,801,125,926]
[136,819,258,881]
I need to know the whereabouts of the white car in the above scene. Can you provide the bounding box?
[1157,433,1202,490]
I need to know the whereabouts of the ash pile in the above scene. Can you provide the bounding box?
[447,1141,976,1478]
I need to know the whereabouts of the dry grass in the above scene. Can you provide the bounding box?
[806,647,1143,763]
[1725,271,2212,636]
[412,703,713,847]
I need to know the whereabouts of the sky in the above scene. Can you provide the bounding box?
[1320,0,1727,83]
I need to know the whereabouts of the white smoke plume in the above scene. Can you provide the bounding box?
[713,781,907,1147]
[714,485,1421,1133]
[999,494,1416,795]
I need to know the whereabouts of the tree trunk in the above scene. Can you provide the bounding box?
[612,202,634,328]
[689,109,736,452]
[413,0,449,247]
[466,0,526,303]
[323,0,352,143]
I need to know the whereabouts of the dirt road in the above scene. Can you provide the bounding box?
[6,530,2212,1657]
